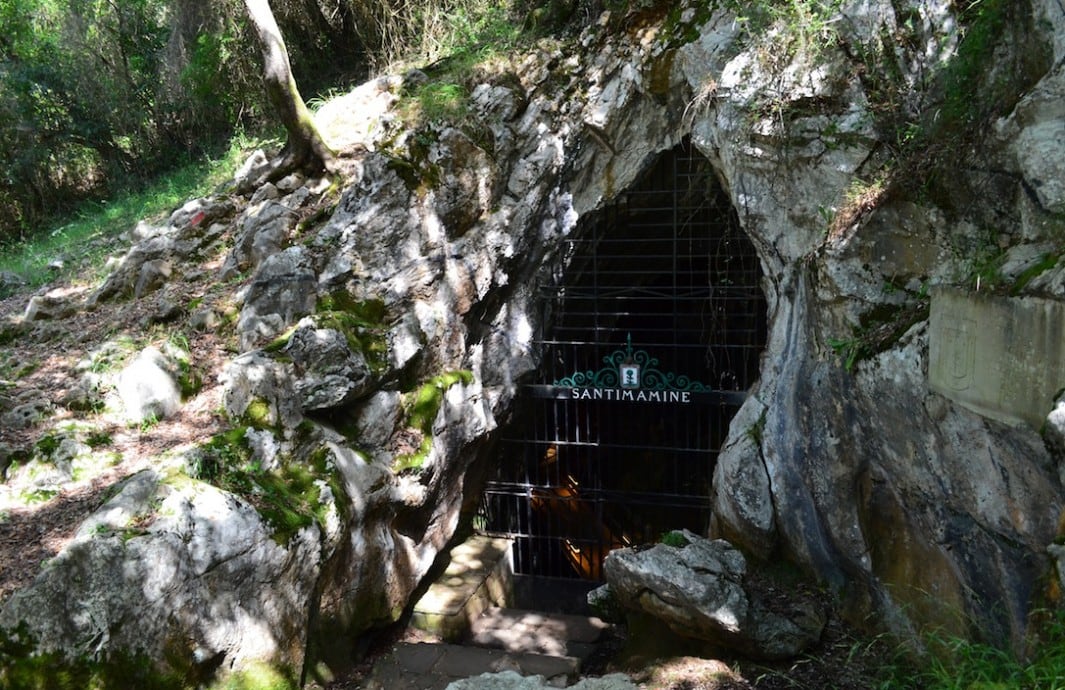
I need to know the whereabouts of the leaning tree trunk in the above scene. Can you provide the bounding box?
[244,0,334,180]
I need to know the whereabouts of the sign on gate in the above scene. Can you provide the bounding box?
[551,334,723,404]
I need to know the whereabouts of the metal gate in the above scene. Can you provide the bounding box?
[477,139,767,580]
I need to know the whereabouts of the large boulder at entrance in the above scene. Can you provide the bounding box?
[603,533,826,660]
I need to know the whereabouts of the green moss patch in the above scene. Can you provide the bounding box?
[0,624,184,690]
[1012,253,1063,295]
[393,370,473,473]
[189,429,347,545]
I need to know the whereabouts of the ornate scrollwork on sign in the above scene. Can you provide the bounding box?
[554,334,712,392]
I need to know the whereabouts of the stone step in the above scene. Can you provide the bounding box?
[365,641,581,689]
[411,535,514,642]
[468,607,611,660]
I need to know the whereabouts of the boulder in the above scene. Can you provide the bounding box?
[133,259,173,299]
[220,199,298,279]
[603,533,826,660]
[0,470,321,682]
[114,346,183,423]
[1,396,52,429]
[90,196,235,304]
[220,351,303,431]
[284,322,373,411]
[22,293,77,322]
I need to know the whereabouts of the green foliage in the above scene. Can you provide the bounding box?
[848,0,1049,227]
[0,0,168,234]
[745,408,768,446]
[936,0,1016,133]
[164,332,202,398]
[393,370,474,473]
[0,138,255,291]
[190,429,346,545]
[138,412,161,434]
[827,292,930,372]
[659,530,691,548]
[362,0,525,75]
[313,293,390,374]
[895,611,1065,690]
[726,0,844,65]
[84,430,113,449]
[0,624,185,690]
[389,0,529,132]
[828,335,866,373]
[33,432,62,461]
[410,82,471,124]
[1011,253,1062,295]
[208,662,297,690]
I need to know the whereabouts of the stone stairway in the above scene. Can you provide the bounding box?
[364,536,613,689]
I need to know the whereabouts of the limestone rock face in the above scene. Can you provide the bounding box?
[604,533,826,660]
[284,322,372,411]
[236,246,318,351]
[0,470,320,678]
[7,0,1065,682]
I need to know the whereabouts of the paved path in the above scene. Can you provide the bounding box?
[365,535,615,688]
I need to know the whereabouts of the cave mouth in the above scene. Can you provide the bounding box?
[477,138,767,582]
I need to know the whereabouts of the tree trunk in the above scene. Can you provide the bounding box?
[243,0,334,180]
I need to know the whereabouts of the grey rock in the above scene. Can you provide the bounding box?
[285,323,372,411]
[134,259,173,299]
[23,293,77,322]
[604,533,825,660]
[429,128,493,238]
[221,200,298,279]
[189,307,223,331]
[233,149,271,189]
[250,182,280,204]
[710,398,775,560]
[1,469,321,679]
[114,346,182,423]
[275,173,304,193]
[0,271,26,291]
[0,442,18,479]
[220,351,303,431]
[237,246,317,352]
[148,297,183,324]
[2,398,52,429]
[168,197,236,237]
[354,391,403,450]
[91,196,235,304]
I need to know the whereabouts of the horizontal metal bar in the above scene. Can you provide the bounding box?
[520,384,748,405]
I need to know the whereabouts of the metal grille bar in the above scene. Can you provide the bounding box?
[477,139,767,580]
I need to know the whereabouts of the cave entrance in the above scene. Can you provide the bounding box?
[477,139,767,582]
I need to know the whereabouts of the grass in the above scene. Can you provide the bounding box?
[906,612,1065,690]
[389,0,529,130]
[0,133,266,295]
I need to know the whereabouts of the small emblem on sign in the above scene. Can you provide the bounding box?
[552,333,712,402]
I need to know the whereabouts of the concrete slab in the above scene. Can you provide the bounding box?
[368,642,579,688]
[470,608,610,657]
[929,288,1065,427]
